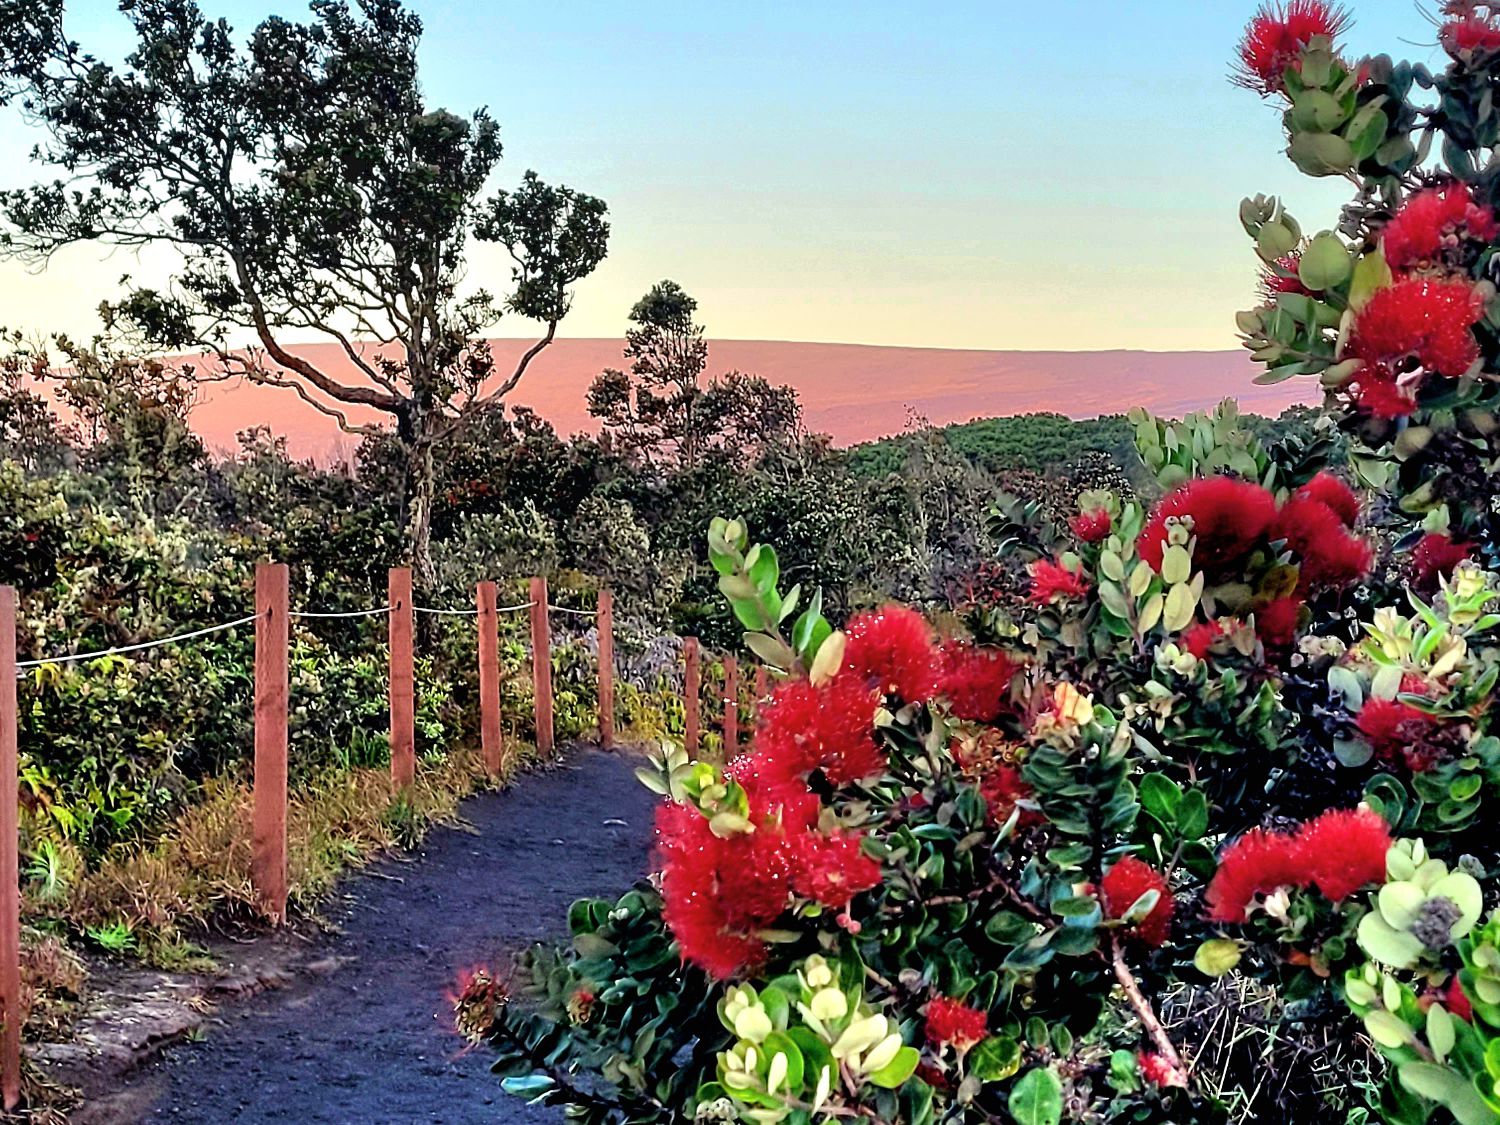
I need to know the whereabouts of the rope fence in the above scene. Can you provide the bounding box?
[0,565,769,1110]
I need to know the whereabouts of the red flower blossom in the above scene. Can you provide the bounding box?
[788,828,882,910]
[655,799,795,978]
[1353,370,1420,419]
[843,604,940,703]
[924,996,988,1050]
[1181,618,1230,660]
[1298,807,1392,902]
[1069,508,1113,542]
[1356,697,1436,768]
[979,764,1043,829]
[937,643,1018,722]
[1271,495,1373,589]
[1442,14,1500,56]
[1348,278,1484,399]
[1204,827,1307,923]
[1138,477,1279,575]
[1260,252,1313,299]
[753,675,885,791]
[1255,596,1304,649]
[1205,808,1390,923]
[1294,471,1361,528]
[1382,182,1500,271]
[1028,557,1089,605]
[1234,0,1352,95]
[1100,856,1174,948]
[1138,1051,1187,1089]
[1412,532,1472,591]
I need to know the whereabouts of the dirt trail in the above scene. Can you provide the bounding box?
[113,747,657,1124]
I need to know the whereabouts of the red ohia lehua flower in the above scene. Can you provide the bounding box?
[924,996,988,1051]
[1137,477,1279,575]
[937,642,1018,723]
[843,604,940,703]
[1347,277,1484,417]
[1028,557,1089,605]
[1411,531,1473,591]
[787,827,882,911]
[1298,806,1393,901]
[1381,182,1500,272]
[1099,856,1174,948]
[1441,11,1500,57]
[1271,494,1373,590]
[979,764,1043,830]
[1234,0,1352,96]
[1255,595,1304,649]
[1181,618,1231,660]
[752,674,885,792]
[1293,471,1361,528]
[1356,697,1438,770]
[1205,807,1391,923]
[1259,252,1313,300]
[1069,507,1113,542]
[1139,1051,1188,1089]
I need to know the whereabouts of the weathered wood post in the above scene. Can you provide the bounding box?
[597,589,615,751]
[0,587,20,1109]
[388,567,416,790]
[252,562,289,926]
[723,655,739,757]
[477,581,503,776]
[529,578,554,757]
[683,637,701,757]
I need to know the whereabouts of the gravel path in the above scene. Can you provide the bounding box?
[132,747,657,1124]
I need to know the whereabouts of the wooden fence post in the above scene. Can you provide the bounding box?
[0,587,20,1109]
[389,568,415,790]
[753,665,769,723]
[723,655,739,757]
[529,577,554,757]
[252,562,289,927]
[597,589,615,751]
[477,581,502,777]
[683,637,700,757]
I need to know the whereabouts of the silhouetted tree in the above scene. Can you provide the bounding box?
[0,0,609,583]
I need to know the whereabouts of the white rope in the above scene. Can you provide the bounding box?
[496,601,535,614]
[17,613,263,669]
[413,605,480,617]
[547,604,597,618]
[291,606,392,620]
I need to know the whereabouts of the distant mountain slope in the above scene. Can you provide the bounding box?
[180,339,1319,460]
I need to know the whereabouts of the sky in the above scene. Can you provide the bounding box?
[0,0,1446,353]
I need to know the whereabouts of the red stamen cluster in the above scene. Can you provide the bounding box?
[843,604,941,703]
[656,787,881,979]
[1137,477,1278,575]
[1271,493,1373,590]
[924,996,989,1050]
[1381,182,1500,272]
[937,642,1019,723]
[1028,557,1090,605]
[978,763,1043,830]
[1441,11,1500,56]
[1100,856,1174,948]
[1234,0,1352,95]
[1069,507,1113,542]
[1348,277,1484,418]
[1356,697,1440,771]
[1411,532,1473,591]
[1205,806,1390,923]
[753,674,885,792]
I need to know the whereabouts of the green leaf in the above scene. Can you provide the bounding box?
[1194,938,1243,978]
[867,1045,919,1089]
[967,1035,1022,1083]
[1007,1067,1063,1125]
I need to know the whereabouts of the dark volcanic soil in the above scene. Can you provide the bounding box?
[128,747,657,1124]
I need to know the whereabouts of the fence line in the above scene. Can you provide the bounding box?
[0,568,785,1110]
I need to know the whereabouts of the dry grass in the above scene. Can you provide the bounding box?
[57,745,536,943]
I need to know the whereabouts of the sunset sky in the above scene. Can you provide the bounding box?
[0,0,1436,352]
